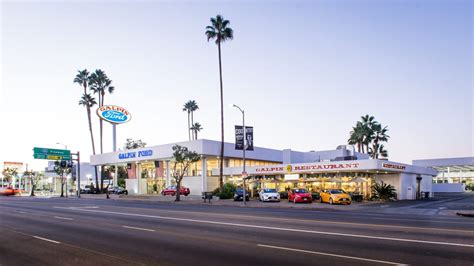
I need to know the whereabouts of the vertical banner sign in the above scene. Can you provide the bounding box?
[235,125,254,151]
[235,125,244,150]
[245,126,254,151]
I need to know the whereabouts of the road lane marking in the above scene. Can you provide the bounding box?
[15,210,27,214]
[33,236,61,244]
[54,216,73,221]
[122,225,155,232]
[258,244,407,265]
[55,207,474,248]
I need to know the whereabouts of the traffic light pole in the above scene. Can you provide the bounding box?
[71,151,80,198]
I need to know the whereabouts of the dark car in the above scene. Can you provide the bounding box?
[233,188,250,201]
[112,187,128,195]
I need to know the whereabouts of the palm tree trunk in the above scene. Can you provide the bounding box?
[86,105,99,191]
[191,111,194,140]
[187,111,191,140]
[100,92,105,192]
[217,42,224,190]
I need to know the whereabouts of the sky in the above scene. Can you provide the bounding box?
[0,0,472,171]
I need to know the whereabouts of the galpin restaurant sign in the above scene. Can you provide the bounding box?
[97,105,131,124]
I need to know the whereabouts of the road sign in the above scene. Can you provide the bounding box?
[33,147,71,160]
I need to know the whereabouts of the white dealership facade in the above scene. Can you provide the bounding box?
[90,139,437,200]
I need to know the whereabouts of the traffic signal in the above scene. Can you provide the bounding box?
[60,160,67,168]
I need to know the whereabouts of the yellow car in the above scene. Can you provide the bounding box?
[320,189,352,205]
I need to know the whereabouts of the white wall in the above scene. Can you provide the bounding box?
[207,176,220,192]
[182,176,203,196]
[126,179,138,195]
[432,183,466,192]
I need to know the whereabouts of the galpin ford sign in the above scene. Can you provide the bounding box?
[97,105,131,124]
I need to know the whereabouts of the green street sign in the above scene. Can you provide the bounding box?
[33,147,71,160]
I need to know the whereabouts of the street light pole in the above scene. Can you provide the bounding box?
[233,104,246,205]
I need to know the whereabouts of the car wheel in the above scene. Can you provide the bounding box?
[329,198,333,205]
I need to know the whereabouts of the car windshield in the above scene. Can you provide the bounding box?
[330,190,344,194]
[295,189,308,193]
[263,189,277,193]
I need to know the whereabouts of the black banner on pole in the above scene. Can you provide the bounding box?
[235,125,254,151]
[245,126,254,151]
[235,125,244,150]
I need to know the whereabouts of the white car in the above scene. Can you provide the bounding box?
[259,189,281,202]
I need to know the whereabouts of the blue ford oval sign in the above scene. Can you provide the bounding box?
[96,105,132,124]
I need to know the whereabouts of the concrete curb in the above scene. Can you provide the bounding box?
[456,212,474,217]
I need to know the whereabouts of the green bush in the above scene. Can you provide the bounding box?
[212,183,237,199]
[371,181,397,201]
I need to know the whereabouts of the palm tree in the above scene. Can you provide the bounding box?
[89,69,115,154]
[206,15,234,190]
[78,93,99,189]
[89,69,114,191]
[361,115,377,153]
[191,122,203,140]
[183,101,193,140]
[348,121,365,153]
[371,123,390,159]
[189,100,199,138]
[74,69,100,191]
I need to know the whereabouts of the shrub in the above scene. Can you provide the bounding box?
[213,183,237,199]
[371,181,397,201]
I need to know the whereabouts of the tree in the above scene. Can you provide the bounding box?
[89,69,115,191]
[190,122,203,140]
[78,91,100,191]
[206,14,234,190]
[170,145,200,201]
[54,161,72,197]
[189,100,199,139]
[2,168,18,186]
[23,170,42,197]
[124,138,147,149]
[183,101,193,140]
[348,115,390,158]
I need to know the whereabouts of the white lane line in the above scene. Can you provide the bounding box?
[258,244,406,265]
[122,225,155,232]
[15,210,27,214]
[54,207,474,248]
[33,236,61,244]
[54,216,73,221]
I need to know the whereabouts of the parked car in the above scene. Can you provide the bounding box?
[161,186,190,196]
[288,188,312,203]
[233,188,250,201]
[0,187,17,196]
[259,188,280,202]
[311,192,321,200]
[110,186,128,195]
[80,185,97,194]
[320,189,352,205]
[279,191,288,199]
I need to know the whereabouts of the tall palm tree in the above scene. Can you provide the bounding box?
[206,14,234,190]
[74,69,100,191]
[89,69,114,191]
[183,101,193,140]
[89,69,115,154]
[191,122,203,140]
[189,100,199,137]
[78,93,99,189]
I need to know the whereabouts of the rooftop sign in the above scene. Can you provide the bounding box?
[97,105,131,124]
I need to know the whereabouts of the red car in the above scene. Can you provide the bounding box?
[288,188,312,203]
[161,186,190,196]
[0,187,20,196]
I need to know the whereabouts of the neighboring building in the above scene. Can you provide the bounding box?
[91,139,436,200]
[413,157,474,192]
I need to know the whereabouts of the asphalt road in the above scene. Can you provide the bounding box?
[1,197,473,266]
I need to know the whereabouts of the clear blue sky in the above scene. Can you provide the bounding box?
[0,0,472,170]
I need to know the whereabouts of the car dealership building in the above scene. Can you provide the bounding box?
[90,139,437,200]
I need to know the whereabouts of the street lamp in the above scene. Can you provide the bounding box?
[232,104,247,205]
[56,142,68,150]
